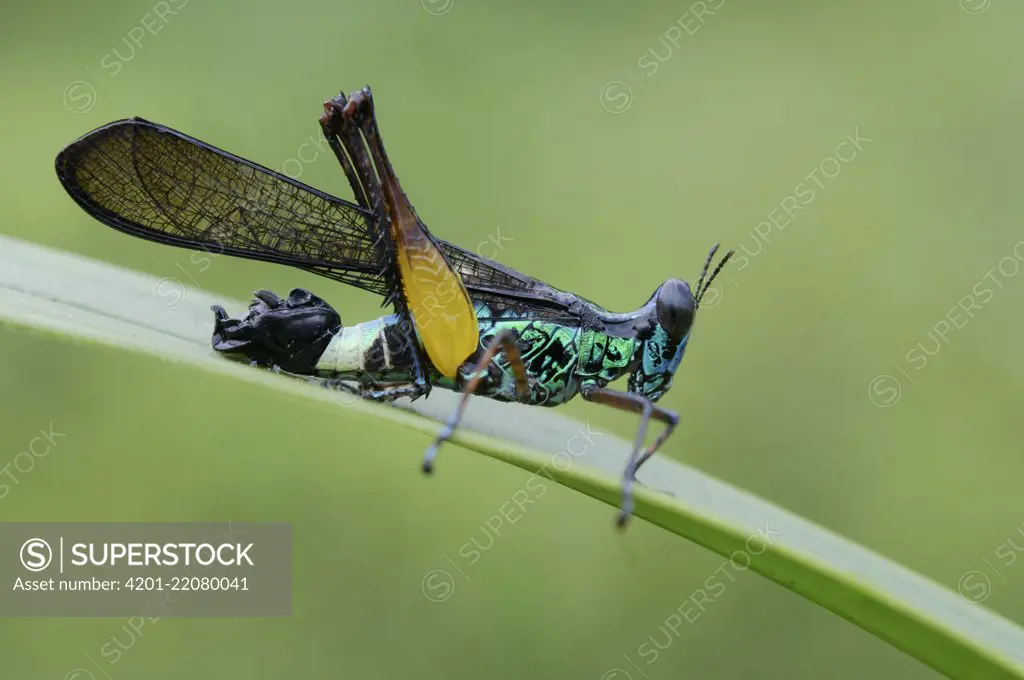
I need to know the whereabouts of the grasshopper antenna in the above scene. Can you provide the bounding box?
[695,245,735,307]
[694,243,719,301]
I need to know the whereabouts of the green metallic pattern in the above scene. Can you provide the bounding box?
[313,296,690,409]
[577,331,637,383]
[628,325,689,401]
[435,302,585,406]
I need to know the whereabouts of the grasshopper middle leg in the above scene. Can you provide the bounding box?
[422,329,530,473]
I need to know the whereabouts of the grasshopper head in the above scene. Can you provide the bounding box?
[628,245,734,401]
[628,279,694,401]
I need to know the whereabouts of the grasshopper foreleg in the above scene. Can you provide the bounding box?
[580,386,679,528]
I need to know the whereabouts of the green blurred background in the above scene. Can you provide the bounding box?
[2,0,1023,677]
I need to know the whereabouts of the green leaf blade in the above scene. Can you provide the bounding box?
[1,235,1022,679]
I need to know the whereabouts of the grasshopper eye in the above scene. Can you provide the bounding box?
[656,279,695,341]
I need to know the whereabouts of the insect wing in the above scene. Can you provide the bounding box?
[55,118,393,293]
[56,118,580,327]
